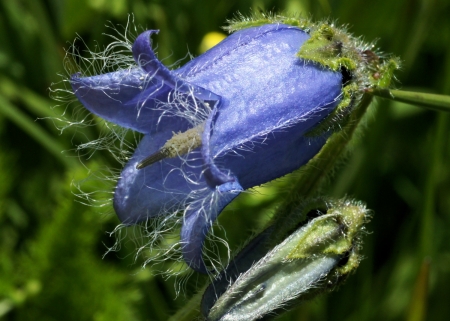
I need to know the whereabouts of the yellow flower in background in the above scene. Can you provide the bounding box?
[199,31,227,53]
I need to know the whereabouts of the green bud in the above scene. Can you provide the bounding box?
[202,198,370,321]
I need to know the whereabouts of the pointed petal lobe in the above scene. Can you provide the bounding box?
[181,181,243,273]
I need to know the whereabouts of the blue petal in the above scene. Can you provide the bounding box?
[71,30,220,134]
[131,30,222,123]
[180,181,243,273]
[70,66,178,134]
[73,25,346,274]
[111,32,223,224]
[176,24,299,78]
[176,25,342,272]
[186,25,342,188]
[132,31,173,79]
[113,131,204,224]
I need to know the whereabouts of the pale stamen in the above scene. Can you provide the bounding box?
[136,123,204,169]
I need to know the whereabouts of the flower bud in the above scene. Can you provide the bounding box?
[202,198,370,321]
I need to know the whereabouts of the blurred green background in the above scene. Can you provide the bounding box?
[0,0,449,320]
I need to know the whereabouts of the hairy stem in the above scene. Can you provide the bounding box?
[273,94,373,221]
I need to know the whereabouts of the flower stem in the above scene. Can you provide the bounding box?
[167,289,204,321]
[273,94,373,220]
[372,88,450,113]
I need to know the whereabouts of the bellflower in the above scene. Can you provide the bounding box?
[71,22,352,272]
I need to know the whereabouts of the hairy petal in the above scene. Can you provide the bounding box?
[131,31,223,126]
[72,24,346,274]
[183,25,343,188]
[70,30,221,134]
[71,66,186,134]
[114,132,204,224]
[180,181,243,272]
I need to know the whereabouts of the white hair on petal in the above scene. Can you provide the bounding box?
[48,15,235,287]
[49,12,348,289]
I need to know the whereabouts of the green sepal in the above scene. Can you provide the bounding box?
[306,82,359,137]
[297,24,357,71]
[370,58,401,89]
[224,12,312,33]
[286,215,351,259]
[285,199,368,267]
[202,197,370,321]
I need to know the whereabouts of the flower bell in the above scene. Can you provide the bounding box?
[70,18,383,273]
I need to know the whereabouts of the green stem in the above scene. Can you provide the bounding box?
[407,258,431,321]
[167,289,204,321]
[420,112,448,258]
[372,89,450,113]
[273,94,373,220]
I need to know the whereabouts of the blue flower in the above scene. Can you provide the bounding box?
[70,23,343,273]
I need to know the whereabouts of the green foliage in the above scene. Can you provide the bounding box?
[0,0,449,320]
